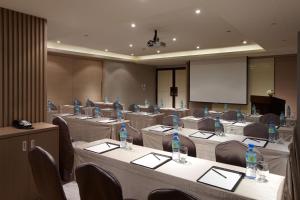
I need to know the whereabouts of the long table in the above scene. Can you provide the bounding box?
[124,112,164,131]
[74,139,284,200]
[142,125,290,176]
[181,116,295,142]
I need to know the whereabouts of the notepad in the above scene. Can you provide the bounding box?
[84,142,120,154]
[76,116,93,120]
[97,119,117,123]
[149,126,173,132]
[197,166,244,192]
[242,138,268,148]
[131,153,172,169]
[189,131,214,139]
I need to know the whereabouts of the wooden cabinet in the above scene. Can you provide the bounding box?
[0,123,59,200]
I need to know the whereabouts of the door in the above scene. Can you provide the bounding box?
[28,130,59,199]
[157,68,187,108]
[0,136,30,200]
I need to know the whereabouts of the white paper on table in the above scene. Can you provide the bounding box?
[233,122,251,127]
[76,116,93,120]
[59,113,74,117]
[131,153,171,169]
[84,143,119,154]
[190,131,214,139]
[198,167,244,191]
[242,138,268,148]
[149,126,173,132]
[220,120,233,125]
[97,119,118,123]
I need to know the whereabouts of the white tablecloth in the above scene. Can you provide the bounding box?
[142,125,290,176]
[181,116,295,142]
[74,139,284,200]
[124,112,164,131]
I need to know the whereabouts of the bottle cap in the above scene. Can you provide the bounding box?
[121,123,126,128]
[248,144,254,149]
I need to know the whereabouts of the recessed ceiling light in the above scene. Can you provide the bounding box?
[196,46,200,49]
[242,40,248,44]
[129,44,133,48]
[105,49,108,52]
[56,40,61,44]
[131,23,136,28]
[195,9,201,14]
[157,50,160,54]
[172,38,177,42]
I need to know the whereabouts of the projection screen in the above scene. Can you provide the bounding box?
[190,57,247,104]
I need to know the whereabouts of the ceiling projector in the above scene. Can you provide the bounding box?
[147,30,166,48]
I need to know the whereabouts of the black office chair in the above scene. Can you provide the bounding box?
[148,189,199,200]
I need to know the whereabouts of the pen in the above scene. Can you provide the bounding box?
[106,143,110,148]
[212,168,227,179]
[153,153,161,160]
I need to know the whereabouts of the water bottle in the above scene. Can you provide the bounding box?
[117,109,122,121]
[74,105,80,115]
[245,144,257,179]
[268,122,278,142]
[104,96,109,103]
[224,104,228,112]
[180,100,184,109]
[145,99,148,106]
[236,109,242,122]
[172,115,179,129]
[119,123,128,148]
[215,116,224,136]
[280,112,286,126]
[204,106,209,117]
[94,106,101,118]
[47,100,52,112]
[172,131,180,161]
[287,105,291,118]
[160,99,164,108]
[116,97,120,104]
[252,104,256,115]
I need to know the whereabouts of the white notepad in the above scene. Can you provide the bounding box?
[149,126,173,132]
[131,153,172,169]
[76,116,93,120]
[190,131,214,139]
[97,119,117,123]
[84,142,119,154]
[233,122,251,127]
[242,138,268,148]
[198,167,244,191]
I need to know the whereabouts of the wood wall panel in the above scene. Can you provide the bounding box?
[0,7,46,127]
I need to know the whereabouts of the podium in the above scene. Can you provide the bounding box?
[250,95,285,115]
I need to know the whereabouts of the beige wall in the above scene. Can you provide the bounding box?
[47,54,102,106]
[102,61,156,109]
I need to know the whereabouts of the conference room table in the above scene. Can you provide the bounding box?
[139,105,190,118]
[142,125,290,176]
[74,139,284,200]
[51,113,129,142]
[124,112,164,130]
[181,116,295,142]
[245,114,297,127]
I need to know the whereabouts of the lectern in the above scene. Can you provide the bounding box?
[250,95,285,115]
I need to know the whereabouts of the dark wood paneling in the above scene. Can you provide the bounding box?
[0,7,47,127]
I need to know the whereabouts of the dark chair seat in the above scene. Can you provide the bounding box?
[259,113,280,126]
[148,189,199,200]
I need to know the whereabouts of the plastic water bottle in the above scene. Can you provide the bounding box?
[280,112,286,126]
[268,122,278,142]
[252,104,256,115]
[145,99,148,106]
[172,115,179,129]
[172,131,180,161]
[180,100,184,109]
[117,109,122,121]
[116,97,120,104]
[204,106,209,117]
[119,123,128,148]
[74,105,80,115]
[287,105,291,118]
[160,99,164,108]
[224,104,228,112]
[104,96,109,103]
[236,109,242,122]
[245,144,257,179]
[47,100,52,112]
[94,106,101,118]
[215,116,224,136]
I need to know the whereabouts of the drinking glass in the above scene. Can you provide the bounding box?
[126,136,133,150]
[256,161,269,183]
[179,145,188,164]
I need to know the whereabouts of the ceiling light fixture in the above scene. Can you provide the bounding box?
[129,44,133,48]
[131,23,136,28]
[56,40,61,44]
[157,50,160,54]
[242,40,248,44]
[195,9,201,14]
[172,38,177,42]
[105,49,108,52]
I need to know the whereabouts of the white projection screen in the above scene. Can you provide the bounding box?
[190,57,247,104]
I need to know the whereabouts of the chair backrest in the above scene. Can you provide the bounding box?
[128,104,139,112]
[148,189,199,200]
[222,110,237,121]
[215,140,263,168]
[244,123,269,139]
[113,101,123,110]
[259,113,280,126]
[48,100,58,111]
[86,99,95,107]
[75,163,123,200]
[162,134,196,157]
[127,125,143,146]
[162,115,183,127]
[192,108,205,118]
[197,118,223,132]
[148,105,155,113]
[73,99,82,106]
[52,117,74,182]
[28,146,67,200]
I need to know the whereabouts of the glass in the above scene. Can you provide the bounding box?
[126,136,133,150]
[256,161,269,183]
[179,145,188,164]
